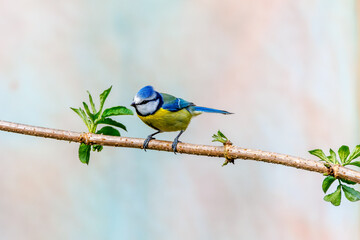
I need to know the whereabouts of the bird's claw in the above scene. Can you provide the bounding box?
[172,140,181,154]
[143,136,155,151]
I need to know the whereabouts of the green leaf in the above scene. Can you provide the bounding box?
[348,161,360,167]
[211,135,218,141]
[212,136,225,144]
[87,90,97,113]
[324,185,342,206]
[338,145,350,164]
[340,178,357,185]
[322,176,336,193]
[96,126,120,136]
[99,86,112,112]
[98,118,127,131]
[347,145,360,163]
[324,162,331,168]
[71,107,90,130]
[222,160,229,166]
[83,102,94,121]
[71,107,84,121]
[79,143,91,164]
[79,108,91,130]
[328,149,338,164]
[218,130,226,139]
[92,145,103,152]
[309,149,330,163]
[102,106,133,118]
[342,185,360,202]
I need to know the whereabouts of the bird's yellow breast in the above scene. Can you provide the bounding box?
[138,108,194,132]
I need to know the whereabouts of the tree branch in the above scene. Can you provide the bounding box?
[1,120,360,183]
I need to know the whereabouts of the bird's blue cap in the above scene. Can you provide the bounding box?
[137,85,155,99]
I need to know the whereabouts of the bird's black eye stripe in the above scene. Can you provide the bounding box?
[138,97,158,105]
[139,99,151,105]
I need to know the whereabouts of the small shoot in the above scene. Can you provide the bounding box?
[71,86,133,164]
[212,130,234,166]
[212,130,229,144]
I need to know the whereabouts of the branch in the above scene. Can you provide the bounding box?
[1,120,360,183]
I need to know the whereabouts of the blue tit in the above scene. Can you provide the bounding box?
[131,85,232,153]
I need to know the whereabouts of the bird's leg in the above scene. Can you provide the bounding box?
[143,130,161,151]
[172,130,185,154]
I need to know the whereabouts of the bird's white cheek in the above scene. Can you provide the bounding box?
[137,99,160,115]
[134,96,141,104]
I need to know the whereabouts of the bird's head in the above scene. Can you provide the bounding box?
[131,85,162,116]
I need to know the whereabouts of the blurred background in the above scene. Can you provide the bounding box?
[0,0,359,239]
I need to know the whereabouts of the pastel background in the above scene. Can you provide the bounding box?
[0,0,359,239]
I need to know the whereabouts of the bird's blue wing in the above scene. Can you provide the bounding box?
[160,93,194,112]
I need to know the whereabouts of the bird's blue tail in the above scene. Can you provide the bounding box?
[193,106,233,115]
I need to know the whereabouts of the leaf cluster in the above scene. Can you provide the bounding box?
[309,145,360,206]
[71,86,133,164]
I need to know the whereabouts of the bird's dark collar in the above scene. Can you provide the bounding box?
[135,92,163,117]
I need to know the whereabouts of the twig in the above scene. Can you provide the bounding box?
[1,120,360,183]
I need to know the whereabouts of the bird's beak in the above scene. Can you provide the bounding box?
[130,102,135,107]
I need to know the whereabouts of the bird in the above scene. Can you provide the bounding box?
[131,85,232,153]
